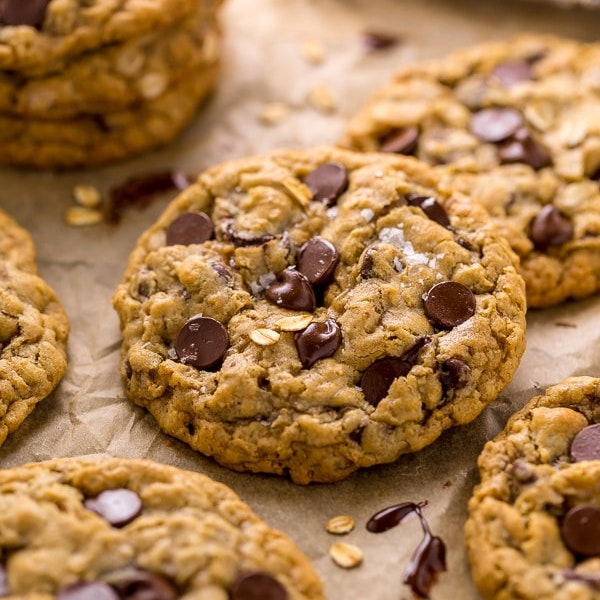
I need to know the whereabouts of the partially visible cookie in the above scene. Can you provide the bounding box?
[342,33,600,307]
[465,376,600,600]
[0,456,325,598]
[0,209,68,446]
[113,146,526,484]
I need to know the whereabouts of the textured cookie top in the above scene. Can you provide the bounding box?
[113,146,526,484]
[0,456,324,599]
[465,376,600,600]
[0,0,218,75]
[342,34,600,307]
[0,209,68,448]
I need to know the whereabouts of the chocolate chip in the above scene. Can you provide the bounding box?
[106,569,177,600]
[439,358,470,392]
[591,166,600,185]
[0,0,49,28]
[570,423,600,462]
[469,108,524,143]
[84,489,142,528]
[230,572,288,600]
[491,60,533,87]
[379,126,419,155]
[562,505,600,556]
[0,564,9,596]
[530,205,573,249]
[295,319,342,368]
[296,237,339,285]
[406,194,450,228]
[57,582,119,600]
[265,268,316,312]
[304,162,349,206]
[166,211,213,246]
[362,30,400,51]
[499,127,551,170]
[424,281,476,329]
[223,222,275,247]
[360,338,430,406]
[175,315,229,369]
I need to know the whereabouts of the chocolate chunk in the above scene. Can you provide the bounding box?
[304,162,348,206]
[379,126,419,155]
[366,501,425,533]
[406,194,450,228]
[296,237,339,285]
[499,127,551,170]
[561,505,600,556]
[175,315,229,369]
[166,211,213,246]
[424,281,476,329]
[223,223,275,247]
[530,205,573,249]
[439,358,471,392]
[57,582,119,600]
[106,569,177,600]
[570,423,600,462]
[230,572,288,600]
[265,268,316,312]
[84,488,142,528]
[0,0,48,28]
[295,319,342,368]
[591,166,600,185]
[469,108,524,143]
[362,30,400,51]
[360,338,430,406]
[491,60,533,87]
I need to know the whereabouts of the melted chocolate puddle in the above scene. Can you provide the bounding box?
[367,501,447,599]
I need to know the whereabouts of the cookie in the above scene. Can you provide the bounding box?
[0,209,68,447]
[0,0,209,76]
[0,9,220,119]
[342,33,600,308]
[0,456,325,598]
[0,60,218,168]
[465,376,600,600]
[113,146,526,484]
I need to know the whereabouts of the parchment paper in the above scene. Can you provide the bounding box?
[0,1,599,598]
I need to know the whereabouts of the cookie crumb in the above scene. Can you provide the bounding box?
[329,542,363,568]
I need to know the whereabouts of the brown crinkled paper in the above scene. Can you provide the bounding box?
[0,1,598,598]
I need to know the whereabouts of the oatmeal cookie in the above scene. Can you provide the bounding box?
[465,376,600,600]
[0,456,324,599]
[342,33,600,307]
[113,146,526,484]
[0,209,68,447]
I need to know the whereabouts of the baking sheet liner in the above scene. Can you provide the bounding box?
[0,0,598,598]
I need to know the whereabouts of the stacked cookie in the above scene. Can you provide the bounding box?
[0,0,223,168]
[0,209,68,446]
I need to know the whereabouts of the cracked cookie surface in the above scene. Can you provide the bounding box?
[342,34,600,308]
[0,456,324,599]
[113,146,526,484]
[465,376,600,600]
[0,209,68,447]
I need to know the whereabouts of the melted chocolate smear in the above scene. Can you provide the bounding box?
[362,30,401,51]
[366,501,427,533]
[0,0,49,28]
[366,502,446,599]
[107,171,189,224]
[360,337,431,406]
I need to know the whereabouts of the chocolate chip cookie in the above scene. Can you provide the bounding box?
[465,376,600,600]
[342,33,600,308]
[0,209,68,447]
[0,456,324,599]
[113,146,526,484]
